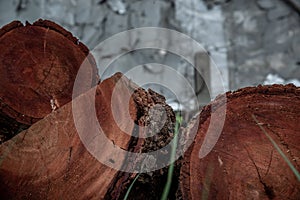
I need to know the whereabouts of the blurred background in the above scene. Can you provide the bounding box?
[0,0,299,112]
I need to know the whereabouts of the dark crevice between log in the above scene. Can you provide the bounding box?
[0,111,30,144]
[105,87,178,200]
[262,183,275,200]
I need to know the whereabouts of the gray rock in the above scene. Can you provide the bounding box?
[267,53,286,72]
[236,57,269,86]
[75,0,92,10]
[75,0,92,24]
[267,4,291,20]
[45,3,75,26]
[101,10,128,39]
[265,52,299,79]
[75,11,90,24]
[243,16,257,33]
[130,0,162,27]
[233,11,244,24]
[89,6,108,27]
[81,25,103,48]
[45,4,65,21]
[17,0,41,22]
[176,0,208,12]
[0,1,17,26]
[82,25,97,43]
[263,74,286,85]
[283,61,300,78]
[64,12,75,26]
[68,25,83,39]
[107,0,126,15]
[0,0,43,25]
[292,34,300,60]
[264,17,294,52]
[175,0,226,47]
[256,0,275,10]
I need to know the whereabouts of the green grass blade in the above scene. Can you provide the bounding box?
[123,173,141,200]
[161,112,182,200]
[252,114,300,182]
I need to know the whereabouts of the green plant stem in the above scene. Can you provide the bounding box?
[123,173,141,200]
[161,113,182,200]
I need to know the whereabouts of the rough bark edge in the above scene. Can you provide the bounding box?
[32,19,99,85]
[1,19,86,55]
[104,86,176,200]
[194,84,300,137]
[0,19,99,84]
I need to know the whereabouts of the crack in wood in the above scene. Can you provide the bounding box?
[43,28,49,56]
[35,59,55,95]
[244,144,275,199]
[263,149,273,179]
[232,113,275,199]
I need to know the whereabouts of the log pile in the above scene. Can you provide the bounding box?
[0,19,299,200]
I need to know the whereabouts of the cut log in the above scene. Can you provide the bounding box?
[0,73,175,199]
[0,19,99,143]
[180,84,300,199]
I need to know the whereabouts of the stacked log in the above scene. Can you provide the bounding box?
[0,72,175,199]
[0,19,99,143]
[180,84,300,199]
[1,19,300,200]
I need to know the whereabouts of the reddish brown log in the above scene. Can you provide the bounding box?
[0,73,175,199]
[180,84,300,199]
[0,73,136,199]
[0,19,99,142]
